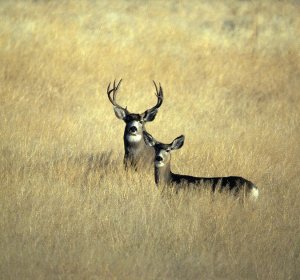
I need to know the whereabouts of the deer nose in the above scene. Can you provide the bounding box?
[155,155,163,162]
[129,126,137,133]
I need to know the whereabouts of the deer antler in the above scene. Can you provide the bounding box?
[107,79,128,112]
[148,81,163,112]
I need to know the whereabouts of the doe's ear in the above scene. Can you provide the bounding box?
[143,131,157,147]
[113,106,127,120]
[141,109,158,122]
[170,135,185,150]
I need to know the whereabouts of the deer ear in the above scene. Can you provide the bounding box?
[171,135,185,150]
[141,109,158,122]
[113,107,127,120]
[143,131,157,147]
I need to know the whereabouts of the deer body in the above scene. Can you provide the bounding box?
[156,168,256,195]
[144,132,259,200]
[107,80,163,170]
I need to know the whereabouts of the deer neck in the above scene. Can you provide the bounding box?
[124,131,154,168]
[155,162,172,185]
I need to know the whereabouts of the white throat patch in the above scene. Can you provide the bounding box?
[126,134,142,143]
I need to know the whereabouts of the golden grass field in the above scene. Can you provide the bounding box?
[1,1,300,279]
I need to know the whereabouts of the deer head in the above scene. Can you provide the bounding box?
[143,131,185,168]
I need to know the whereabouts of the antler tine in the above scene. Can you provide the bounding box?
[158,83,163,98]
[159,82,162,94]
[112,79,117,101]
[107,82,111,94]
[153,80,159,96]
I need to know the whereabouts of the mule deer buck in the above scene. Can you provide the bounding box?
[107,80,163,169]
[143,131,259,201]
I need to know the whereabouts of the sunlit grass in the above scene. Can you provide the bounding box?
[0,1,299,279]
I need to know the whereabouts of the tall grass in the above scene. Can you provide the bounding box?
[1,1,299,279]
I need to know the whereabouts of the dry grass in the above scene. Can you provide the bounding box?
[1,1,300,279]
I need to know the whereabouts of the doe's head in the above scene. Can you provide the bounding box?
[143,131,185,167]
[107,80,163,140]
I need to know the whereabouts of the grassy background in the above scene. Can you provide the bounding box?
[1,1,300,279]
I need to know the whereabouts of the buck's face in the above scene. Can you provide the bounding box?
[143,131,185,168]
[125,114,143,135]
[123,113,145,143]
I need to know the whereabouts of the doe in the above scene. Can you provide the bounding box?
[143,131,259,201]
[107,80,163,169]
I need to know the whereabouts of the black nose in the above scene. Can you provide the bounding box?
[155,156,163,162]
[129,126,137,133]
